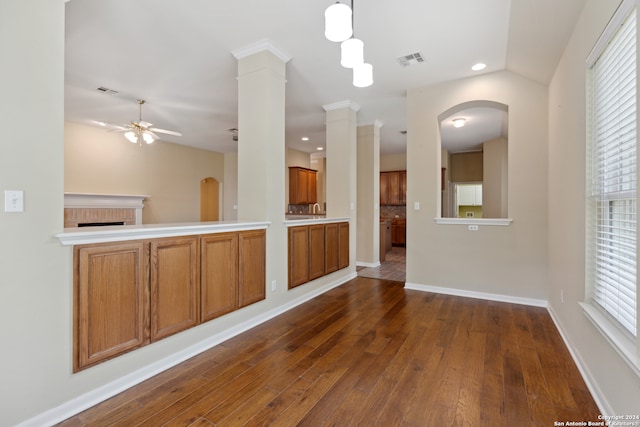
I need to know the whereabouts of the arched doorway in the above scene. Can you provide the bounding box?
[200,177,219,221]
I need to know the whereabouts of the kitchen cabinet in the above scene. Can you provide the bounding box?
[391,219,406,246]
[200,233,238,322]
[149,237,199,342]
[288,226,310,288]
[380,171,406,206]
[309,224,326,280]
[288,221,349,289]
[74,241,149,371]
[238,229,266,308]
[73,228,266,371]
[456,183,482,206]
[325,223,339,274]
[289,167,318,204]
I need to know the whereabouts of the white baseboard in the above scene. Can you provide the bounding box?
[356,261,381,268]
[17,272,357,427]
[546,305,611,416]
[404,282,548,307]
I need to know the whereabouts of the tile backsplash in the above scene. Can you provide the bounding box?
[381,205,406,218]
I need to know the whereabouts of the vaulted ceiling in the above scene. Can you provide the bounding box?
[64,0,586,155]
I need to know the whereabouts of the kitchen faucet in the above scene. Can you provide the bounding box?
[312,203,321,214]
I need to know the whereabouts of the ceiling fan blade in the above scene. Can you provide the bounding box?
[149,127,182,136]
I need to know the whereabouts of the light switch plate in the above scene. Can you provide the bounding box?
[414,202,420,210]
[4,190,24,212]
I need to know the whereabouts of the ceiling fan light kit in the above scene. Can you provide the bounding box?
[102,99,182,146]
[325,0,373,87]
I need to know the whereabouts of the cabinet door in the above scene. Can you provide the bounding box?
[288,226,310,288]
[388,172,400,205]
[391,219,406,246]
[201,233,238,322]
[380,173,389,205]
[399,171,407,205]
[74,241,149,371]
[338,222,350,269]
[309,224,325,280]
[325,223,339,274]
[239,229,266,307]
[289,167,309,204]
[149,237,199,342]
[308,170,318,204]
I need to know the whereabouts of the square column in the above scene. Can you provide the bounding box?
[357,122,382,266]
[323,101,359,273]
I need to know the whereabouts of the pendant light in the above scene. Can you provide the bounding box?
[340,37,364,68]
[325,2,352,42]
[353,62,373,87]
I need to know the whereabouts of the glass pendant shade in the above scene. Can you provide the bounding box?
[353,63,373,87]
[340,38,364,68]
[325,3,352,42]
[142,132,155,144]
[124,131,138,143]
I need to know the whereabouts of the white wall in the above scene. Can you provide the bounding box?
[547,0,640,413]
[406,70,549,301]
[0,1,68,425]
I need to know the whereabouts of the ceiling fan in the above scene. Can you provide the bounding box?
[109,99,182,145]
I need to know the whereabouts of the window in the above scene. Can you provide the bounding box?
[587,1,638,344]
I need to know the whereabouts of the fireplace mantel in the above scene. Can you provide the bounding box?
[64,193,149,227]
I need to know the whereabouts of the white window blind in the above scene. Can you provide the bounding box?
[590,7,637,337]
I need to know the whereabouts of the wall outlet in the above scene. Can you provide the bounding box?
[271,280,277,291]
[468,225,478,231]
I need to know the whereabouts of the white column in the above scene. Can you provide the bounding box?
[323,100,359,273]
[233,40,290,293]
[356,121,382,266]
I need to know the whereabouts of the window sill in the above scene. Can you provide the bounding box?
[579,302,640,378]
[434,218,513,226]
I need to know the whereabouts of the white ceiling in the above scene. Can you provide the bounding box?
[64,0,586,155]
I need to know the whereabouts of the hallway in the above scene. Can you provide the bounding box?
[357,247,406,282]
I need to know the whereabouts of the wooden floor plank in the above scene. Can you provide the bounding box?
[56,277,600,427]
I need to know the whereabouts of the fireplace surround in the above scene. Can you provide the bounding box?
[63,193,147,228]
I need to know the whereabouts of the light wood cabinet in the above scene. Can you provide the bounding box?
[289,167,318,204]
[325,223,339,274]
[380,171,406,206]
[288,226,310,288]
[309,224,326,280]
[238,229,266,308]
[150,237,199,342]
[200,233,238,322]
[288,222,349,289]
[74,228,266,371]
[339,222,350,269]
[74,241,149,372]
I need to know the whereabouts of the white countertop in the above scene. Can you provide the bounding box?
[55,220,271,246]
[283,216,350,227]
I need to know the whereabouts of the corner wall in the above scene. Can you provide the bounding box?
[547,0,640,413]
[406,70,549,301]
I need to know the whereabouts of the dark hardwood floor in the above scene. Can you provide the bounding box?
[57,277,600,426]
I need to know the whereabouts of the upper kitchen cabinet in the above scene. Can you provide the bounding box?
[289,167,317,204]
[380,171,406,206]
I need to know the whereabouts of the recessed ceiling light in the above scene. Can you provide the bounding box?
[471,63,486,71]
[302,137,309,141]
[317,147,324,151]
[452,118,466,128]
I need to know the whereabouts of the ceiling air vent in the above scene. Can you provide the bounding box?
[396,52,424,67]
[96,86,119,95]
